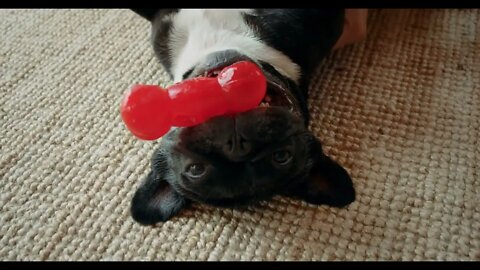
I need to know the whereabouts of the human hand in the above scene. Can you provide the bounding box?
[334,9,368,49]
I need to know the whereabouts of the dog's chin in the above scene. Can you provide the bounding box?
[192,60,304,119]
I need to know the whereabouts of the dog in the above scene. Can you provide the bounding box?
[129,9,355,225]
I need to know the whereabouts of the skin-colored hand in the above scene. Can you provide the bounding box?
[333,9,368,49]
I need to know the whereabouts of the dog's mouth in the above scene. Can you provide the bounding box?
[261,78,302,118]
[195,62,303,118]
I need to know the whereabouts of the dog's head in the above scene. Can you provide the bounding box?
[129,9,355,225]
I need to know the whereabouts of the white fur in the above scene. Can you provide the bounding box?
[168,9,301,83]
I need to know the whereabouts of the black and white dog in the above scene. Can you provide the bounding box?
[130,9,355,225]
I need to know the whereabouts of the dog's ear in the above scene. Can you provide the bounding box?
[130,148,187,225]
[286,137,355,207]
[131,9,161,21]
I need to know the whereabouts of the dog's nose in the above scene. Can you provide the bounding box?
[186,49,253,79]
[223,132,252,162]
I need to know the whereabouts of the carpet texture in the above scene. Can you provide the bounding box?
[0,9,479,261]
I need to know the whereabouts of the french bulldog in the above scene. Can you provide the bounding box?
[129,9,355,225]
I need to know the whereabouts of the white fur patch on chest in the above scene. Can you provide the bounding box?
[168,9,300,83]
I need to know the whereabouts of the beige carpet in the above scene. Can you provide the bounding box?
[0,9,479,261]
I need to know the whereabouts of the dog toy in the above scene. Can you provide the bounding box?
[120,61,267,140]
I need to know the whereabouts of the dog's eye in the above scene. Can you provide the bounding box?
[185,163,207,178]
[272,150,292,166]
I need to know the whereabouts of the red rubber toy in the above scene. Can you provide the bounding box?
[120,61,267,140]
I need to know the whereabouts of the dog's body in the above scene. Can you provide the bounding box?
[130,9,355,225]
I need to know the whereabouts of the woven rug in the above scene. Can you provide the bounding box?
[0,9,478,261]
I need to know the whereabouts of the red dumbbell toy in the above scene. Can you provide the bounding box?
[120,61,267,140]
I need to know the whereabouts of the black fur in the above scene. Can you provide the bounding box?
[129,9,355,225]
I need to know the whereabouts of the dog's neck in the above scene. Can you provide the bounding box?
[157,9,301,84]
